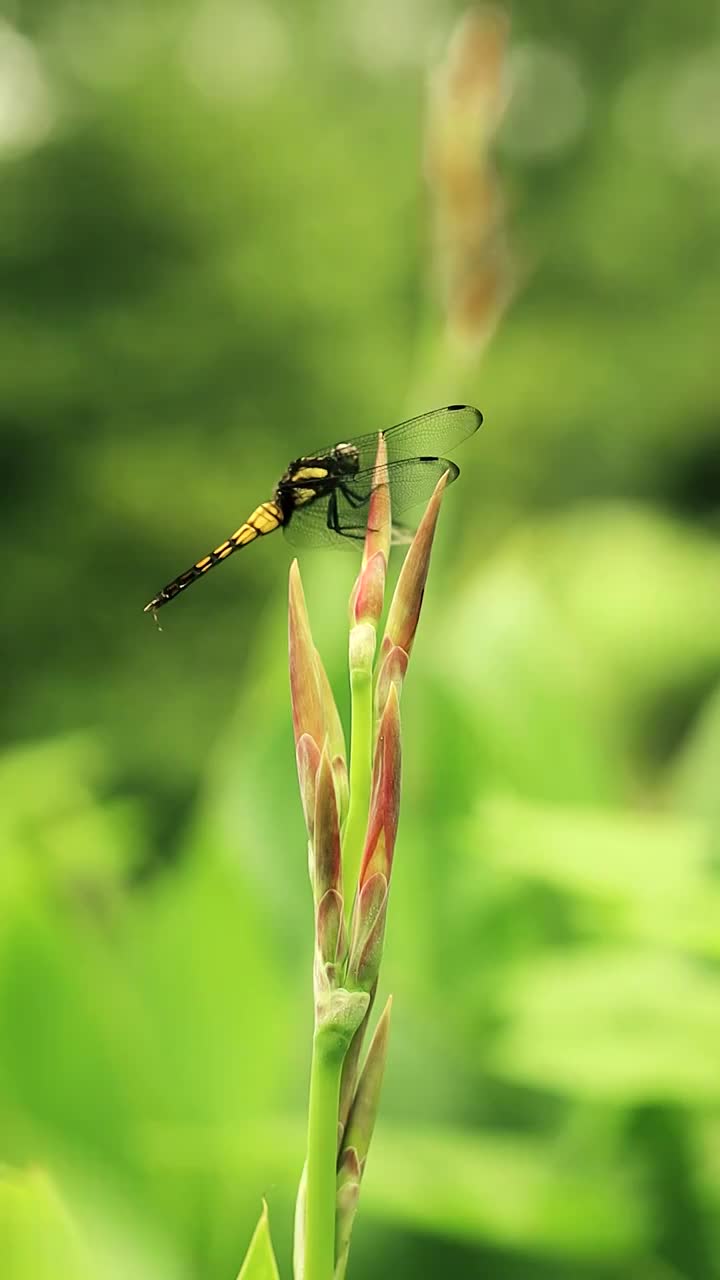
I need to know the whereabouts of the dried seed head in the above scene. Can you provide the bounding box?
[425,7,516,349]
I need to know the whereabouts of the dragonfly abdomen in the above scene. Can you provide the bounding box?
[143,499,283,614]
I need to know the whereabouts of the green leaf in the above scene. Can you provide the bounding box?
[361,1124,647,1259]
[478,794,720,956]
[236,1202,281,1280]
[491,948,720,1103]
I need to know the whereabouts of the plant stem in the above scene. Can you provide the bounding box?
[304,1031,343,1280]
[342,666,373,918]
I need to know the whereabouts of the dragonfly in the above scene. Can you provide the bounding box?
[144,403,482,615]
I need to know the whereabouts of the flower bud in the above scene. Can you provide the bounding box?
[342,996,392,1170]
[348,621,376,677]
[346,871,388,993]
[381,471,451,660]
[296,733,321,841]
[359,685,402,888]
[313,749,342,902]
[315,646,347,770]
[374,643,409,722]
[349,551,386,631]
[349,432,390,632]
[289,559,325,749]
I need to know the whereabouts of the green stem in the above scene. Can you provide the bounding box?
[341,665,373,918]
[304,1031,344,1280]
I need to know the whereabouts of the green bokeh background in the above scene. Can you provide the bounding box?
[2,1,720,1277]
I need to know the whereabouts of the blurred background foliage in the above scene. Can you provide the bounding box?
[1,0,720,1277]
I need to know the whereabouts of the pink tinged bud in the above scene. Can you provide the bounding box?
[338,993,375,1142]
[313,750,342,901]
[346,872,388,992]
[315,647,346,769]
[374,643,409,720]
[316,888,344,969]
[346,689,399,987]
[350,551,387,630]
[349,433,391,630]
[296,733,321,840]
[359,685,402,888]
[342,995,392,1168]
[363,432,391,567]
[332,755,349,828]
[289,560,325,748]
[381,470,451,659]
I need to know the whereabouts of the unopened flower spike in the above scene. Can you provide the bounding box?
[342,432,392,911]
[289,422,466,1280]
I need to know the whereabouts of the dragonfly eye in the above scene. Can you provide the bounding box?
[333,442,360,473]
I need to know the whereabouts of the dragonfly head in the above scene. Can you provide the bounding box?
[332,442,361,475]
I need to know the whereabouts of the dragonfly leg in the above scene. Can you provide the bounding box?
[338,483,367,509]
[327,489,342,534]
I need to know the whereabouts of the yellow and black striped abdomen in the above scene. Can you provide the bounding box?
[144,500,283,615]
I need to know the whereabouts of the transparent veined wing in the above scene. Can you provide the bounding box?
[282,456,460,548]
[306,404,482,472]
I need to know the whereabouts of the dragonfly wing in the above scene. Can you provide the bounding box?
[362,456,460,517]
[282,493,365,549]
[281,456,460,548]
[306,404,482,470]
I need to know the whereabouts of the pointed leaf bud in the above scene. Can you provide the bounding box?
[349,433,390,630]
[313,749,342,902]
[364,432,391,566]
[359,684,402,887]
[342,996,392,1171]
[289,560,325,748]
[315,647,347,769]
[346,871,388,992]
[350,551,386,631]
[374,643,409,721]
[332,755,349,829]
[338,989,375,1141]
[334,1149,361,1279]
[316,888,344,969]
[381,470,451,662]
[237,1200,280,1280]
[296,733,321,840]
